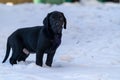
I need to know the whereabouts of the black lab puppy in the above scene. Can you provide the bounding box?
[2,11,67,67]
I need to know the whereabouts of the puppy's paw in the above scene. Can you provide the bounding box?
[9,58,17,65]
[43,64,51,68]
[45,63,52,67]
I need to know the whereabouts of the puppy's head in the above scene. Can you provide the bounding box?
[43,11,67,34]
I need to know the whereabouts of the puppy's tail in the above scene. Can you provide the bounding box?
[2,41,11,63]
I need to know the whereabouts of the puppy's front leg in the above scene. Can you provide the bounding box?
[36,50,44,67]
[46,51,55,67]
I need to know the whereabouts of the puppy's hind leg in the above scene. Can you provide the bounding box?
[17,49,30,62]
[10,57,17,65]
[9,49,17,65]
[9,39,23,65]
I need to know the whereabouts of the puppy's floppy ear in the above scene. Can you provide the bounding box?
[61,13,67,29]
[43,13,50,27]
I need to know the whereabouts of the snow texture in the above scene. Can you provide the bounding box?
[0,2,120,80]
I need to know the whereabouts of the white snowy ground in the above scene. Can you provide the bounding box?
[0,2,120,80]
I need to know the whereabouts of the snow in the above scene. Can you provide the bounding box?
[0,2,120,80]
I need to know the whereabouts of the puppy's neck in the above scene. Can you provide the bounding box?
[43,27,54,39]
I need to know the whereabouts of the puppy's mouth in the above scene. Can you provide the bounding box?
[52,28,62,34]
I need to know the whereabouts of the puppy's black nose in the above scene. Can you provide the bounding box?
[55,23,59,26]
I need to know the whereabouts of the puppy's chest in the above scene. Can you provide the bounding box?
[46,35,61,52]
[51,35,61,46]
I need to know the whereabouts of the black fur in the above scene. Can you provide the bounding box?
[2,11,67,67]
